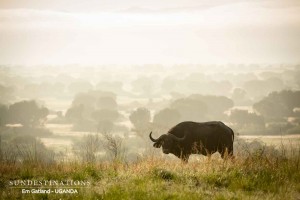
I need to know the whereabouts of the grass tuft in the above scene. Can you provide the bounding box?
[152,168,176,181]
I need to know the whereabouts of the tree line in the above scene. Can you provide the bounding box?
[1,90,300,135]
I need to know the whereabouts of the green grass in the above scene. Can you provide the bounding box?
[0,151,299,200]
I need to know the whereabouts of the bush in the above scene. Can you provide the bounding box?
[0,135,55,164]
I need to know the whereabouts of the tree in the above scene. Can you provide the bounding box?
[96,120,114,134]
[0,104,9,127]
[91,109,119,134]
[243,79,270,100]
[294,70,300,88]
[65,104,84,122]
[91,109,119,122]
[243,78,285,100]
[101,133,124,161]
[129,107,151,131]
[2,135,55,164]
[185,79,233,96]
[188,94,234,119]
[8,100,48,127]
[96,81,123,93]
[68,80,93,94]
[72,93,97,108]
[71,90,117,108]
[73,134,102,163]
[65,90,118,131]
[253,90,300,119]
[153,108,181,128]
[229,109,265,128]
[161,77,178,92]
[97,96,117,110]
[0,84,15,104]
[131,77,154,96]
[231,88,247,105]
[170,98,208,121]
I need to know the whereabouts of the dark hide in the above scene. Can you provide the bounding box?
[150,121,234,162]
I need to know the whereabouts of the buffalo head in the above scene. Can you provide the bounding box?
[149,132,186,154]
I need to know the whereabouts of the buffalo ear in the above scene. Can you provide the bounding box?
[153,142,161,148]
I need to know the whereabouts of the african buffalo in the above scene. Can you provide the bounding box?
[149,121,234,162]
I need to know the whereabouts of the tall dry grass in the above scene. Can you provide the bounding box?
[0,141,299,199]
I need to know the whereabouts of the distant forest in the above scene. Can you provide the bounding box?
[1,64,299,135]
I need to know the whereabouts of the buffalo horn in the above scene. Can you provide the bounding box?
[149,132,159,142]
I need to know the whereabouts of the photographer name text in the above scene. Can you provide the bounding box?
[22,188,78,194]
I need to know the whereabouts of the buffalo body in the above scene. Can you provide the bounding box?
[150,121,234,162]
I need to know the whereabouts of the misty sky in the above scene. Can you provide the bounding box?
[0,0,300,65]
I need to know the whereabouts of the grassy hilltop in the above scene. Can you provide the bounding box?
[1,148,300,200]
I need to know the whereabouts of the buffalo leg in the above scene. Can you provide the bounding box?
[220,146,234,159]
[180,154,190,163]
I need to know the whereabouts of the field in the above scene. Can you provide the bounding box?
[1,0,300,198]
[1,104,300,199]
[1,139,300,200]
[1,65,300,199]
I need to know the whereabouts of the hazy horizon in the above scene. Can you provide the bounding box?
[0,0,300,66]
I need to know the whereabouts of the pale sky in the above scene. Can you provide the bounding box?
[0,0,299,65]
